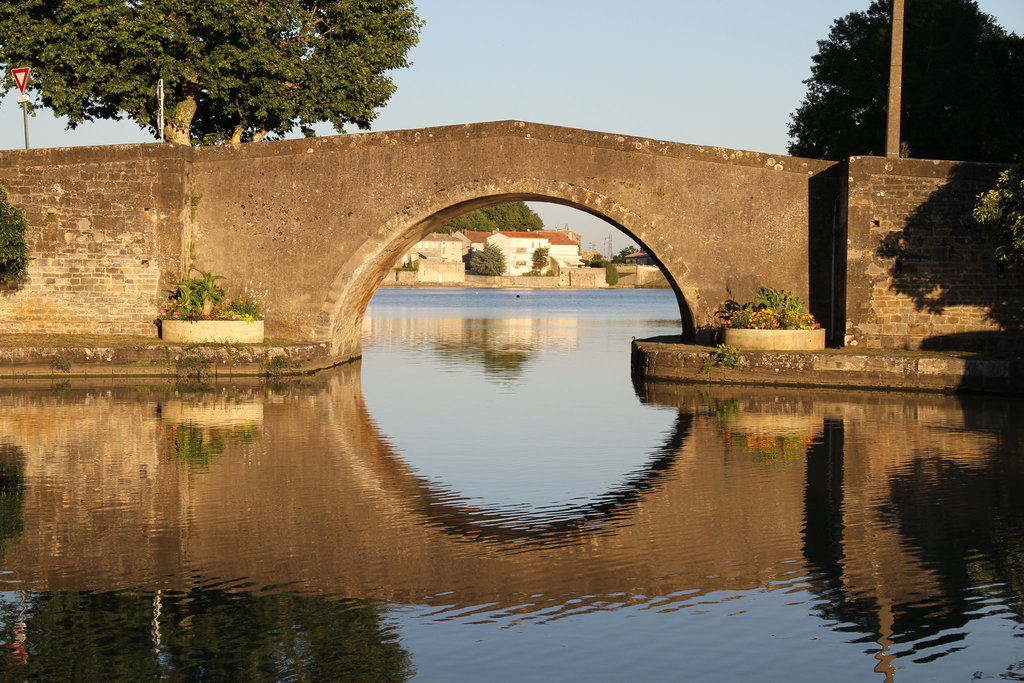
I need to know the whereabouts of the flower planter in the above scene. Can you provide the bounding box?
[721,327,825,351]
[161,319,264,344]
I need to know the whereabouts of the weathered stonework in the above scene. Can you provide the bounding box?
[0,144,190,336]
[0,122,1020,362]
[843,156,1024,350]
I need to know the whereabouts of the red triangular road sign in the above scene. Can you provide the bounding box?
[11,67,30,93]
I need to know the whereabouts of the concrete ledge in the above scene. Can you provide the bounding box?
[161,319,265,344]
[0,341,335,380]
[721,328,825,351]
[632,336,1024,394]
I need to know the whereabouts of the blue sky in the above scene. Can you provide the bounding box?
[2,0,1021,252]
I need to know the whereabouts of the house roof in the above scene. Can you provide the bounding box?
[495,231,549,239]
[536,231,579,246]
[421,232,464,243]
[624,251,651,260]
[459,230,490,244]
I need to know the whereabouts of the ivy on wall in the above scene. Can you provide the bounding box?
[0,185,29,284]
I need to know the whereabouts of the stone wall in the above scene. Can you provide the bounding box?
[844,157,1024,350]
[1,124,1020,358]
[0,144,190,335]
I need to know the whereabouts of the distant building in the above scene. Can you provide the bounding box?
[536,230,583,271]
[457,230,490,254]
[397,232,465,266]
[487,231,551,276]
[624,251,655,266]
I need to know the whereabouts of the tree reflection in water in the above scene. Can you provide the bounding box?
[0,589,413,680]
[0,447,25,564]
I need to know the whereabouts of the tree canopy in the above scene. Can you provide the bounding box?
[974,162,1024,265]
[0,0,423,145]
[470,242,506,276]
[788,0,1024,163]
[439,202,543,234]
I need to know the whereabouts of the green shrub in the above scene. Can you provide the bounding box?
[604,262,619,286]
[0,185,29,284]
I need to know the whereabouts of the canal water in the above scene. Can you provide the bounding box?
[1,287,1023,681]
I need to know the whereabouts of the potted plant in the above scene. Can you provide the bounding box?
[717,285,825,351]
[158,269,264,343]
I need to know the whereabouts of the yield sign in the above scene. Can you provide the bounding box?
[11,67,30,93]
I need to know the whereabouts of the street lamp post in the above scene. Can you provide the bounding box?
[886,0,905,158]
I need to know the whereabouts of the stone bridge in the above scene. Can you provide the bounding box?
[1,120,1020,359]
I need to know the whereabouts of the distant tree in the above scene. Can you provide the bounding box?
[788,0,1024,162]
[604,262,619,286]
[470,242,507,276]
[0,0,422,145]
[974,162,1024,265]
[612,246,639,264]
[440,202,543,234]
[531,247,550,273]
[0,185,29,284]
[586,253,607,268]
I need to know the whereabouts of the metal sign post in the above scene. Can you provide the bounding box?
[11,67,31,149]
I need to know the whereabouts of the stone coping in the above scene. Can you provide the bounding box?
[632,336,1024,395]
[0,340,336,380]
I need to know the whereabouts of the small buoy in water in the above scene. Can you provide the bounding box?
[516,294,520,298]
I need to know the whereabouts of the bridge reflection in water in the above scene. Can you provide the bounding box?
[1,367,1023,678]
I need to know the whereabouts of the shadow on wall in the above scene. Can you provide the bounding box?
[875,163,1024,351]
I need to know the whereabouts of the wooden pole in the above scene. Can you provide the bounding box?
[886,0,905,158]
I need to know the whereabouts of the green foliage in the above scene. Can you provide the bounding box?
[974,163,1024,265]
[470,242,507,276]
[0,590,414,680]
[0,1,422,145]
[720,285,819,330]
[49,355,72,373]
[532,246,549,272]
[227,297,261,319]
[612,246,638,264]
[164,345,212,384]
[714,344,742,368]
[701,344,742,374]
[0,185,29,284]
[788,0,1024,162]
[604,262,619,286]
[439,202,544,234]
[754,286,806,317]
[168,269,225,318]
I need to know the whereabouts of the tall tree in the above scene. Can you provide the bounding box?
[440,201,543,234]
[0,0,422,145]
[788,0,1024,162]
[469,242,507,276]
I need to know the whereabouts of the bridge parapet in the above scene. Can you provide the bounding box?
[2,122,1019,357]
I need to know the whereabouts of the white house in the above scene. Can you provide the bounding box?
[536,230,582,270]
[486,231,551,276]
[397,232,465,266]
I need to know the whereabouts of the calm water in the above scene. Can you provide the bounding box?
[2,287,1023,681]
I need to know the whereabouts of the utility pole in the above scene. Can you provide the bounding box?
[886,0,905,158]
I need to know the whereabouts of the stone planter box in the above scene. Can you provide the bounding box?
[721,327,825,351]
[161,319,265,344]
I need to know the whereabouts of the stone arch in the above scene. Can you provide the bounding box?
[315,178,699,360]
